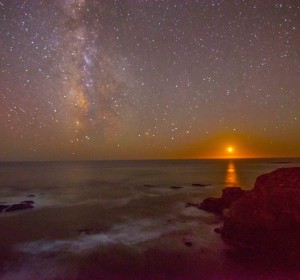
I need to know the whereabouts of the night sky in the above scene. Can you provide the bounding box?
[0,0,299,161]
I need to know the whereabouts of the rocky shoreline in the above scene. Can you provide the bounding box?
[2,167,300,260]
[189,167,300,260]
[0,201,34,213]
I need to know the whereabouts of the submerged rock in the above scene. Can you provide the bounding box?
[191,183,210,187]
[221,168,300,258]
[1,200,34,213]
[21,200,34,204]
[185,202,201,208]
[78,229,98,235]
[144,184,157,188]
[5,203,34,212]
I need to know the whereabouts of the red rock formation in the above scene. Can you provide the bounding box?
[221,168,300,257]
[194,187,246,215]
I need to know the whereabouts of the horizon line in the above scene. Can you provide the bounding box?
[0,156,299,163]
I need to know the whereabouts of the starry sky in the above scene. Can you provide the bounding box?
[0,0,299,161]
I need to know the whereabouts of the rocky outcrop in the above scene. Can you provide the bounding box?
[0,201,34,213]
[221,168,300,257]
[186,187,246,215]
[0,205,10,212]
[191,183,210,187]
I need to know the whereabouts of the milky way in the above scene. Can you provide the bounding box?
[0,0,299,160]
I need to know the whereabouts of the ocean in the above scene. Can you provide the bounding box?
[0,159,299,280]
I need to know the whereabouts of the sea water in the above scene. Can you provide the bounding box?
[0,159,299,279]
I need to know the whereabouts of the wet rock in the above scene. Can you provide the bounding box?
[214,227,222,234]
[221,168,300,258]
[0,205,9,212]
[184,241,193,247]
[5,203,34,212]
[198,187,246,215]
[21,200,34,204]
[185,202,201,208]
[192,183,210,187]
[220,187,246,208]
[144,184,157,188]
[198,197,224,214]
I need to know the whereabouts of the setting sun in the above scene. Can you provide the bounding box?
[227,146,234,153]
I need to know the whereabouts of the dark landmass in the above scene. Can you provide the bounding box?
[186,187,246,215]
[0,200,34,213]
[222,168,300,259]
[269,161,292,164]
[170,186,183,189]
[191,183,211,187]
[144,184,157,188]
[192,167,300,262]
[0,205,9,212]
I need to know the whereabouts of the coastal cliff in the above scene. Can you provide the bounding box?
[198,167,300,258]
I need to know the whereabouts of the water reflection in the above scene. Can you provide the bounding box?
[225,161,239,187]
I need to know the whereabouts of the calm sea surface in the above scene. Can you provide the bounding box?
[0,159,299,279]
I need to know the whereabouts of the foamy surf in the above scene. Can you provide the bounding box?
[16,218,180,254]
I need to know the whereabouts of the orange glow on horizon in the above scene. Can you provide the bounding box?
[177,132,298,160]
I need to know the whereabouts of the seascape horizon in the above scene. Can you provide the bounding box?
[0,159,300,279]
[1,0,299,279]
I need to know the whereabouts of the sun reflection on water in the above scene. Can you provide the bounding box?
[225,161,239,187]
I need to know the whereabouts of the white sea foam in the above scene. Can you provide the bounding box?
[17,219,178,254]
[0,258,66,280]
[70,195,139,208]
[181,205,213,217]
